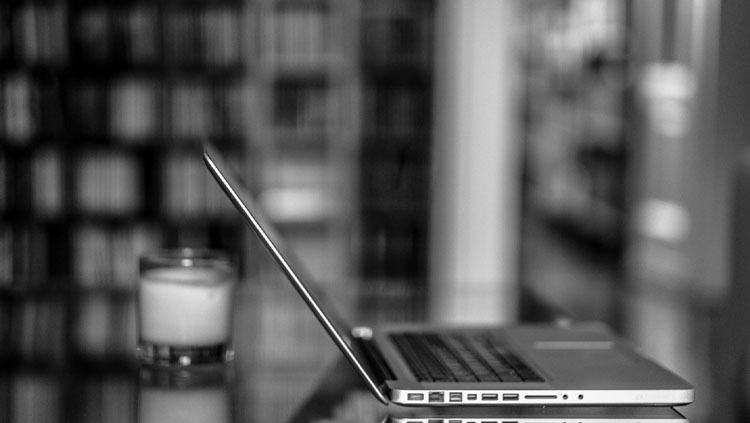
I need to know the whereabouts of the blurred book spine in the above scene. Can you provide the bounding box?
[9,373,62,422]
[2,73,35,143]
[31,147,64,217]
[14,3,68,65]
[75,151,142,216]
[109,77,159,143]
[272,4,329,67]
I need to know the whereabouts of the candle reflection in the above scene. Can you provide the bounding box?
[138,364,234,423]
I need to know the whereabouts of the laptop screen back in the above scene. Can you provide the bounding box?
[202,144,389,404]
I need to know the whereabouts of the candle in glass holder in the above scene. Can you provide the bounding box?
[137,249,236,366]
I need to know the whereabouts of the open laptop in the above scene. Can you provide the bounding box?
[203,144,694,407]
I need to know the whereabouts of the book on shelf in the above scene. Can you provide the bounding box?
[8,373,62,421]
[165,6,242,68]
[73,224,112,289]
[165,9,202,67]
[14,2,68,65]
[2,74,66,143]
[169,81,213,139]
[270,5,331,67]
[74,294,136,360]
[1,225,50,285]
[0,4,9,61]
[360,0,434,65]
[110,223,162,288]
[360,144,430,213]
[73,223,162,289]
[202,7,242,67]
[0,154,5,213]
[273,78,336,140]
[109,77,159,143]
[2,72,34,143]
[66,80,106,137]
[72,6,111,64]
[11,296,66,364]
[361,17,432,66]
[168,81,243,140]
[113,5,159,66]
[75,151,142,216]
[363,82,429,139]
[360,217,427,278]
[72,375,136,423]
[31,147,64,217]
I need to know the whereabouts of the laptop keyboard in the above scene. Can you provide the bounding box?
[390,332,544,383]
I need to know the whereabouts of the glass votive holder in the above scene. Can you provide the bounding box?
[136,248,236,366]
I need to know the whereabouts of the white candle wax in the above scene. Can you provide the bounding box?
[139,267,234,346]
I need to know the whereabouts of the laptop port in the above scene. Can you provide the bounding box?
[449,392,462,402]
[428,392,444,403]
[467,394,478,400]
[502,393,519,401]
[524,395,557,400]
[481,393,499,401]
[407,393,424,401]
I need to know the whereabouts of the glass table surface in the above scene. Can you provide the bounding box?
[1,282,689,422]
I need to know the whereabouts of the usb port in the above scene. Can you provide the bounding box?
[467,394,478,400]
[481,393,499,401]
[503,393,519,401]
[429,392,444,403]
[407,393,424,401]
[449,392,462,402]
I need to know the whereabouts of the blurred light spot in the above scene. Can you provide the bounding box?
[636,198,691,243]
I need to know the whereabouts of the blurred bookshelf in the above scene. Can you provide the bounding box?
[357,0,433,325]
[0,0,436,381]
[0,0,247,371]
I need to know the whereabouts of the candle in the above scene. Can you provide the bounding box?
[139,267,234,346]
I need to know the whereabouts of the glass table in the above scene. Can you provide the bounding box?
[1,281,690,422]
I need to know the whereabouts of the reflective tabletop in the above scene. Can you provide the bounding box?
[1,278,420,422]
[1,281,690,422]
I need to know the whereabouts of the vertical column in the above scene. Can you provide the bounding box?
[429,0,521,324]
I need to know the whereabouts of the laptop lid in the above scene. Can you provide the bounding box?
[202,144,390,404]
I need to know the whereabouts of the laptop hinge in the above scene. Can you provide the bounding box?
[353,333,396,382]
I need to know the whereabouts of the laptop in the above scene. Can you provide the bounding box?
[202,144,694,407]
